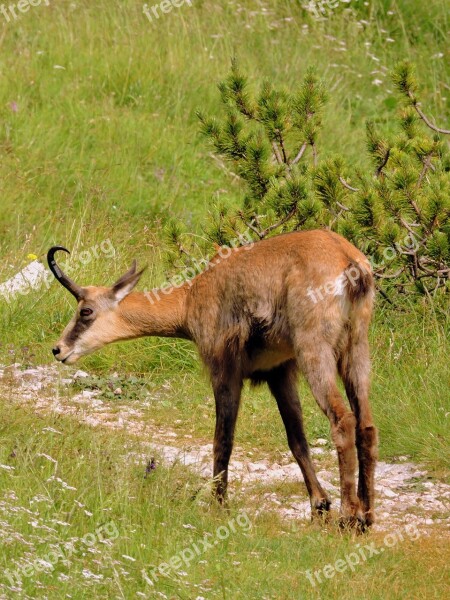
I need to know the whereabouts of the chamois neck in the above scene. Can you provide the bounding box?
[118,284,190,340]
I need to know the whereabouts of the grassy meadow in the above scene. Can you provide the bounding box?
[0,0,449,598]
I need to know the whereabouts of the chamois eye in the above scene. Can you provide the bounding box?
[80,308,93,318]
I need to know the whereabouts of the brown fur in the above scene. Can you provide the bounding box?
[50,229,377,528]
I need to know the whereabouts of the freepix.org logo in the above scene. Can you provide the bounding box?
[0,0,50,23]
[143,0,193,23]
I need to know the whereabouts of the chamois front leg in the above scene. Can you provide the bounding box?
[211,372,243,504]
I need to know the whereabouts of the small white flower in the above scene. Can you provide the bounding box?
[82,568,103,580]
[37,453,58,464]
[122,554,136,562]
[42,427,62,435]
[46,476,77,491]
[141,568,154,586]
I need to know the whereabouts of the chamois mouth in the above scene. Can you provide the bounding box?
[60,351,77,364]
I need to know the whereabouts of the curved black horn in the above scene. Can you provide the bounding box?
[47,246,84,300]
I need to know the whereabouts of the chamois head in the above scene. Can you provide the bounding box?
[47,246,144,364]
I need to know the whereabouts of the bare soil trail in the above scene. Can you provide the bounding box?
[1,364,449,534]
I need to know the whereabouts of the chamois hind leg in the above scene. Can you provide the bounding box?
[297,341,363,529]
[265,360,331,519]
[210,366,243,504]
[339,325,378,527]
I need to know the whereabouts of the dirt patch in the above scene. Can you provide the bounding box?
[1,363,449,533]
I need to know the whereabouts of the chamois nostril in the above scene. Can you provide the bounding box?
[52,347,61,357]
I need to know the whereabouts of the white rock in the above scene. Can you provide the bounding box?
[321,479,338,491]
[247,462,266,473]
[269,469,286,480]
[314,438,328,446]
[317,470,334,480]
[73,370,89,379]
[283,464,301,478]
[380,488,397,498]
[411,470,426,478]
[21,368,41,376]
[0,260,49,302]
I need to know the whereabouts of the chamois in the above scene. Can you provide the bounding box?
[48,229,378,529]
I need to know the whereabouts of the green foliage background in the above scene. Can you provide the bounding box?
[0,0,448,455]
[0,1,449,598]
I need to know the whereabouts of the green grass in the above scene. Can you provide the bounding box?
[0,0,448,256]
[0,1,449,597]
[1,400,449,599]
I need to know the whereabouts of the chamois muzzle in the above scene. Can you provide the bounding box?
[47,246,85,300]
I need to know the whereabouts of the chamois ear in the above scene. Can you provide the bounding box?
[111,261,145,303]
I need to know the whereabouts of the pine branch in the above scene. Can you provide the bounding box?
[393,62,450,134]
[398,216,422,242]
[409,198,422,221]
[259,205,298,238]
[271,141,283,164]
[376,148,390,177]
[277,132,289,165]
[292,143,307,165]
[312,143,318,167]
[241,218,263,239]
[417,154,433,188]
[374,267,404,279]
[411,101,450,135]
[375,283,395,305]
[339,177,359,193]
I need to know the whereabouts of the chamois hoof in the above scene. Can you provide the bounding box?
[338,514,368,534]
[311,498,332,522]
[212,492,227,507]
[362,510,375,529]
[211,486,229,509]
